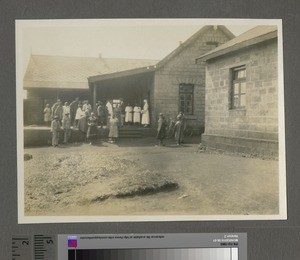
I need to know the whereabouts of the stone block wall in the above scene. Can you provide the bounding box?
[202,38,278,156]
[152,27,232,131]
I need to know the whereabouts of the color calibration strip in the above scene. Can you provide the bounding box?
[68,248,238,260]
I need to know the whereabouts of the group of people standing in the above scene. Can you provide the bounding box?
[45,97,187,147]
[124,100,150,126]
[156,112,187,146]
[45,97,151,146]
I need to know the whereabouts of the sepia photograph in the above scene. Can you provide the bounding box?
[16,19,286,223]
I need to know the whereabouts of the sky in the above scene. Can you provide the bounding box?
[17,19,278,75]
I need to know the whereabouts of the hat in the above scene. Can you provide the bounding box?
[54,115,59,119]
[65,112,69,115]
[159,113,164,117]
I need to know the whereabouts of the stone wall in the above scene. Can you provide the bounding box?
[202,38,278,157]
[152,27,232,131]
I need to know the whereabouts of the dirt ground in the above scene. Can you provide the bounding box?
[23,137,279,216]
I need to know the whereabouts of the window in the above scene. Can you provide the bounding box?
[231,66,246,109]
[179,84,194,115]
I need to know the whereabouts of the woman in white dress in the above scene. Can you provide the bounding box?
[141,99,150,127]
[133,104,141,125]
[125,104,133,125]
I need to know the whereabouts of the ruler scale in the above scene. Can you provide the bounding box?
[34,235,56,260]
[12,235,33,260]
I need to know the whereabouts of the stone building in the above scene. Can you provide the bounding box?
[197,26,279,157]
[89,25,235,130]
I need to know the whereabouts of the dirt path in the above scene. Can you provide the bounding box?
[23,138,279,216]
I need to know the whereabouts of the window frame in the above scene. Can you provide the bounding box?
[178,83,194,115]
[230,66,247,110]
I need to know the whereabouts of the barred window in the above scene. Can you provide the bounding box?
[231,66,246,109]
[179,84,194,115]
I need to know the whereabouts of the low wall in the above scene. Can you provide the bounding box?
[202,134,278,158]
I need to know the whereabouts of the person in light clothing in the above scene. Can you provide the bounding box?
[69,97,80,126]
[83,100,92,115]
[62,112,71,143]
[63,102,70,116]
[106,100,113,128]
[108,115,119,143]
[125,104,133,125]
[75,104,85,128]
[141,99,150,127]
[43,104,52,126]
[133,104,141,125]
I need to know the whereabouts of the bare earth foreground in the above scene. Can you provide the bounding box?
[24,138,279,216]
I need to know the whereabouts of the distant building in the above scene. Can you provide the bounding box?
[23,55,157,125]
[197,26,279,157]
[89,25,235,130]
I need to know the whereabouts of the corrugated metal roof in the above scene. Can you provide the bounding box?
[24,55,159,89]
[197,26,278,62]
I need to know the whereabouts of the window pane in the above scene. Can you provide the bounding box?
[238,69,246,78]
[238,70,243,78]
[234,83,239,94]
[233,95,239,108]
[241,82,246,94]
[234,71,239,80]
[240,94,246,107]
